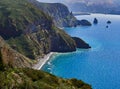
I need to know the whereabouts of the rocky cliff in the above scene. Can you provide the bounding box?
[28,0,91,27]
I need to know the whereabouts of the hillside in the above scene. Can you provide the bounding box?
[0,67,91,89]
[0,0,77,59]
[0,0,91,88]
[0,0,90,60]
[0,36,91,89]
[28,0,91,27]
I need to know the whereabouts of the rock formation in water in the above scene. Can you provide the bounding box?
[77,20,92,26]
[93,18,98,24]
[107,21,111,24]
[106,26,109,28]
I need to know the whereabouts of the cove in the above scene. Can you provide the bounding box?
[42,14,120,89]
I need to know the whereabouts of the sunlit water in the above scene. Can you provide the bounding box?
[42,14,120,89]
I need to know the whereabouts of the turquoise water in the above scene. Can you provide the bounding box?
[42,14,120,89]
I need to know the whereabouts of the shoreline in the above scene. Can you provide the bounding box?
[32,52,54,70]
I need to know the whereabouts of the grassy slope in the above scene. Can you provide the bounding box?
[0,0,50,31]
[0,68,91,89]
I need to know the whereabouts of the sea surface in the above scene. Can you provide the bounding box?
[42,14,120,89]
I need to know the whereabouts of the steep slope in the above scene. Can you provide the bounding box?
[0,36,32,68]
[0,0,77,59]
[0,0,90,60]
[28,0,91,27]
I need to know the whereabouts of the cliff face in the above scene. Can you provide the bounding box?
[28,0,91,27]
[50,27,76,52]
[28,0,77,27]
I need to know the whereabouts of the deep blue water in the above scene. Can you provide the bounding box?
[42,14,120,89]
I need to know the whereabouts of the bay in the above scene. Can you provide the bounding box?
[42,14,120,89]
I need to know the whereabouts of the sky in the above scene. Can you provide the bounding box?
[37,0,119,3]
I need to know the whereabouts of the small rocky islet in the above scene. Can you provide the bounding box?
[93,18,98,24]
[107,20,111,24]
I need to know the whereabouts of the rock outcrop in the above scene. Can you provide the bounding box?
[77,20,92,26]
[72,37,91,49]
[93,18,98,24]
[50,28,76,52]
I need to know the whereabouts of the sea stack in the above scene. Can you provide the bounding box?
[106,26,109,28]
[93,18,98,24]
[107,21,111,24]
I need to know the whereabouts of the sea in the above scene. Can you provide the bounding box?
[42,14,120,89]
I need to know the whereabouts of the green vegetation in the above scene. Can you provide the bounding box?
[0,0,50,28]
[7,29,51,59]
[0,0,51,39]
[0,68,91,89]
[0,0,76,59]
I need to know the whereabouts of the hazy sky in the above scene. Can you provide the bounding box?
[37,0,119,3]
